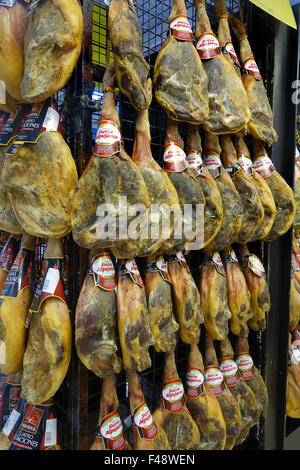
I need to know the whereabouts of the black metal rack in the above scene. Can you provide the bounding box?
[50,0,300,450]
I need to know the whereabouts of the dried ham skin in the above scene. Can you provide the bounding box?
[21,0,83,103]
[108,0,152,111]
[0,145,22,235]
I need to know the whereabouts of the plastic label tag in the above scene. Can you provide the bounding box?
[196,32,220,59]
[212,252,226,276]
[186,150,203,177]
[133,402,158,440]
[163,143,188,172]
[236,353,254,380]
[0,236,20,272]
[225,162,243,176]
[120,258,144,287]
[204,366,225,396]
[0,105,31,146]
[170,15,194,41]
[204,152,222,178]
[252,155,275,178]
[248,254,265,277]
[237,154,253,176]
[243,57,263,81]
[186,367,205,399]
[97,411,126,450]
[223,41,241,67]
[94,120,121,157]
[219,358,240,387]
[162,380,185,413]
[88,252,116,291]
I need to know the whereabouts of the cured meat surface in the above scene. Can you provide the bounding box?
[108,0,152,111]
[153,0,209,124]
[117,259,154,371]
[193,0,250,134]
[229,17,277,146]
[204,132,243,252]
[219,337,259,446]
[235,336,268,419]
[252,139,295,242]
[145,254,178,352]
[161,120,205,253]
[238,244,270,332]
[21,0,83,103]
[204,335,241,450]
[234,135,276,241]
[221,135,264,244]
[71,65,150,255]
[167,253,203,344]
[0,233,35,376]
[126,368,170,450]
[130,109,180,256]
[186,125,223,248]
[0,145,22,235]
[153,351,200,450]
[222,246,252,337]
[185,344,226,450]
[3,130,78,239]
[290,276,300,331]
[90,375,131,450]
[75,250,122,378]
[21,238,72,405]
[200,251,231,341]
[0,2,28,102]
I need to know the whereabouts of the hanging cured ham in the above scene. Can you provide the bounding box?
[229,16,278,146]
[234,135,276,241]
[108,0,152,111]
[203,132,243,252]
[185,344,226,450]
[221,134,264,244]
[290,276,300,332]
[126,368,170,450]
[237,244,271,332]
[0,1,28,102]
[3,99,78,239]
[252,139,296,242]
[167,252,203,344]
[153,351,200,450]
[90,375,131,450]
[161,120,205,253]
[21,0,83,103]
[130,109,180,256]
[193,0,250,135]
[144,254,178,352]
[71,64,151,255]
[186,125,223,248]
[219,337,259,446]
[222,246,253,338]
[21,238,72,405]
[200,251,231,340]
[75,250,122,378]
[0,372,22,450]
[153,0,209,124]
[286,330,300,418]
[292,234,300,287]
[117,259,154,372]
[0,233,35,376]
[235,336,268,419]
[204,335,241,450]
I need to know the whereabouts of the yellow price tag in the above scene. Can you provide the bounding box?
[249,0,297,29]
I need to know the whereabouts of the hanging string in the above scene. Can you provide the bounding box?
[238,0,244,25]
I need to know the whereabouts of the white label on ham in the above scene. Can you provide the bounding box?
[44,418,57,447]
[42,267,60,295]
[204,366,225,396]
[2,409,20,437]
[133,402,158,440]
[99,411,126,451]
[176,251,191,272]
[243,57,263,81]
[224,41,240,67]
[204,152,222,178]
[0,80,5,105]
[125,258,144,287]
[196,33,220,60]
[292,252,300,273]
[212,252,226,276]
[186,150,203,177]
[91,253,116,291]
[236,353,254,380]
[252,155,275,178]
[43,107,59,132]
[95,120,121,157]
[230,248,239,263]
[219,358,239,387]
[163,143,188,172]
[162,380,184,413]
[237,154,253,176]
[155,255,172,283]
[170,15,193,41]
[248,254,265,277]
[186,367,205,399]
